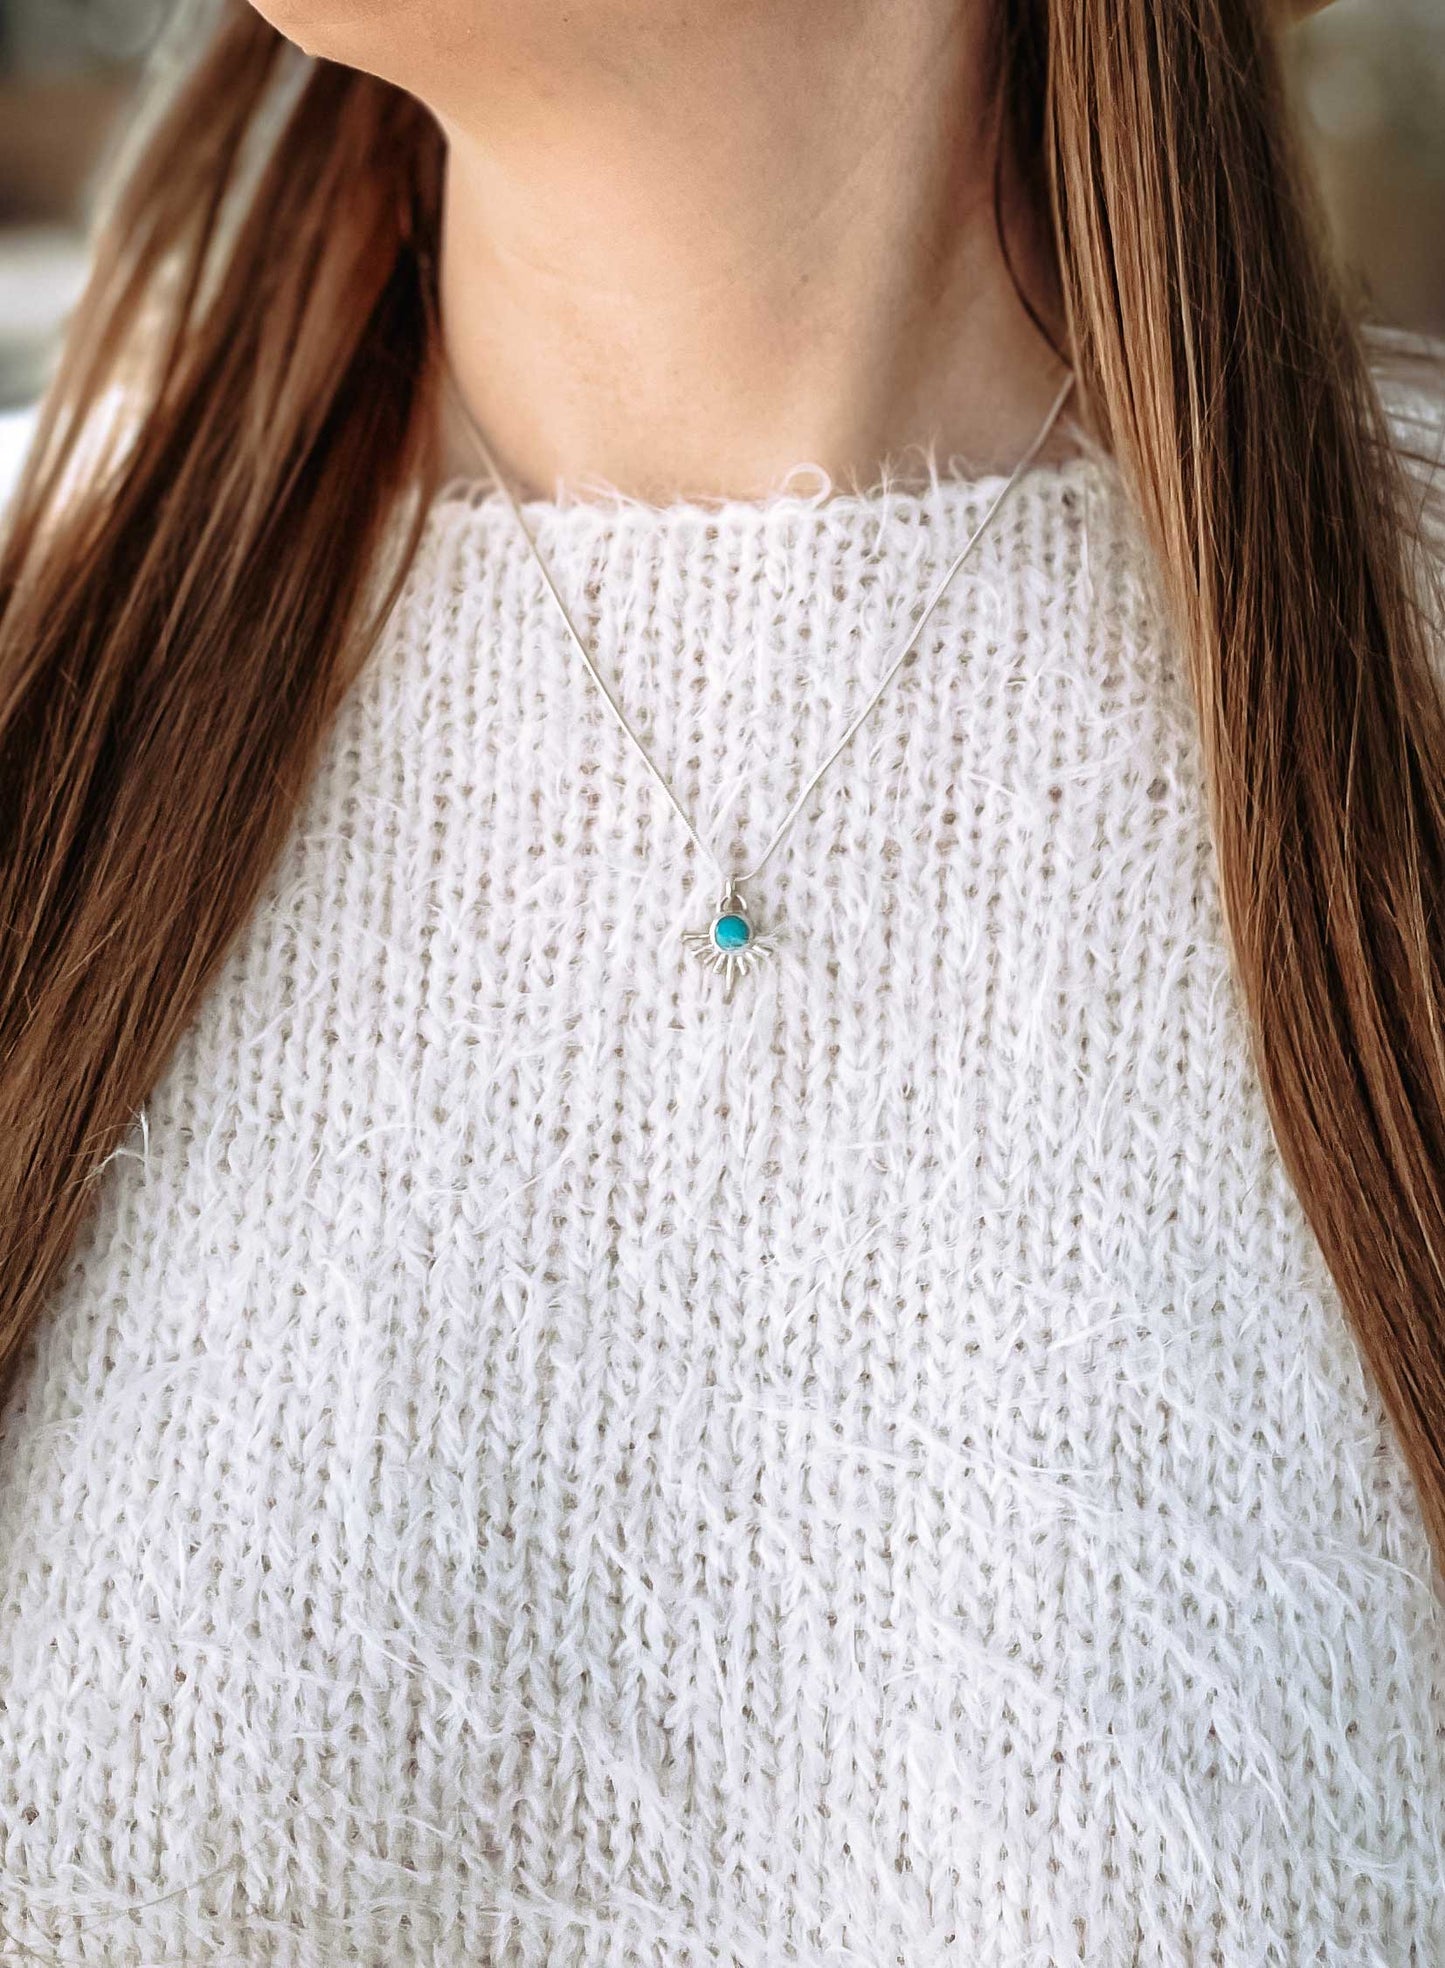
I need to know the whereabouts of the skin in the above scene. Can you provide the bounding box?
[247,0,1337,505]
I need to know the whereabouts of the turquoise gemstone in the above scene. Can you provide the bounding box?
[713,912,751,951]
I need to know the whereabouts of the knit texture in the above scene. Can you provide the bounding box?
[2,364,1445,1966]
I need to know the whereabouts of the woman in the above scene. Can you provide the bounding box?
[1,0,1444,1955]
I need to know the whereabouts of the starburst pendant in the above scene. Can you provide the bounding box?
[681,877,776,999]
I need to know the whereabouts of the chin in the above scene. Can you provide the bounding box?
[243,0,477,75]
[245,0,710,84]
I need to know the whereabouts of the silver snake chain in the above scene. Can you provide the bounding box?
[442,357,1077,997]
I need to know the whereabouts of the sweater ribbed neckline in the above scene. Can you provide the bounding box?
[425,447,1118,536]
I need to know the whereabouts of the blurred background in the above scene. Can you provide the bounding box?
[0,0,1442,410]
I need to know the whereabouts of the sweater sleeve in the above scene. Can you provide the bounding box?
[1366,325,1445,686]
[1368,322,1445,512]
[0,403,39,518]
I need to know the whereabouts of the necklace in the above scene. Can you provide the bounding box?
[443,361,1076,999]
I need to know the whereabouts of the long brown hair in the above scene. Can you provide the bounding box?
[3,0,1445,1596]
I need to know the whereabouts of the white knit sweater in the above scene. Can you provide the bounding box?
[2,366,1445,1967]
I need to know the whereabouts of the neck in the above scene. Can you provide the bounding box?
[434,0,1074,506]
